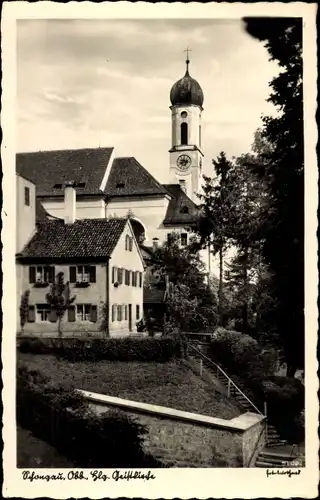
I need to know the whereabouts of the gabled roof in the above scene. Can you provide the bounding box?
[18,218,127,260]
[162,184,198,225]
[139,244,154,262]
[36,199,52,222]
[104,157,168,197]
[16,147,114,197]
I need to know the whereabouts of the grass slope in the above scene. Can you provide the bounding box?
[18,353,241,419]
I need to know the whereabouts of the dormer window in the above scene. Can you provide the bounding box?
[180,205,189,214]
[77,182,86,188]
[53,183,63,189]
[116,182,125,188]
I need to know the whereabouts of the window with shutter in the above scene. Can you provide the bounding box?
[112,304,116,322]
[136,304,140,320]
[90,305,97,323]
[117,305,122,321]
[69,266,77,283]
[129,237,133,251]
[118,268,123,284]
[29,266,36,284]
[24,186,30,206]
[89,266,96,283]
[125,305,128,320]
[68,306,76,322]
[28,305,35,322]
[139,272,142,288]
[49,308,58,323]
[49,266,55,283]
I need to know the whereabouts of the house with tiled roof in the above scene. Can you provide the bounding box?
[16,183,145,337]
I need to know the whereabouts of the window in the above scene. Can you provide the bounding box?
[180,206,189,214]
[181,233,188,246]
[125,305,128,320]
[179,179,186,193]
[181,122,188,145]
[112,266,118,283]
[125,270,131,286]
[136,304,140,320]
[29,266,55,284]
[36,304,51,322]
[74,304,97,322]
[132,271,137,287]
[24,186,30,206]
[116,182,125,188]
[112,304,117,322]
[117,304,122,321]
[125,235,133,251]
[167,233,173,245]
[139,272,143,288]
[69,266,96,284]
[117,268,123,284]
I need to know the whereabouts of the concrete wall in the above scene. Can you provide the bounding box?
[80,391,266,468]
[16,174,36,253]
[108,221,144,336]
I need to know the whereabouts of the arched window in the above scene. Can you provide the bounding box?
[181,122,188,145]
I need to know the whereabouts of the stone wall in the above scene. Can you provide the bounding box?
[79,390,266,468]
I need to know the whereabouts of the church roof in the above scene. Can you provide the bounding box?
[16,147,114,196]
[170,61,204,108]
[104,157,168,197]
[162,184,198,226]
[18,218,127,260]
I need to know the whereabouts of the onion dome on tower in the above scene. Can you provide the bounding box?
[170,56,204,108]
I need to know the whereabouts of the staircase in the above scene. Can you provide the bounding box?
[187,343,304,468]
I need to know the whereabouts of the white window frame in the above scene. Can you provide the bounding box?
[76,265,90,283]
[76,304,92,322]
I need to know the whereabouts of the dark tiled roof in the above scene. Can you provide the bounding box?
[36,199,52,222]
[162,184,198,225]
[105,157,167,197]
[139,245,154,262]
[19,218,127,260]
[143,287,165,304]
[16,147,114,196]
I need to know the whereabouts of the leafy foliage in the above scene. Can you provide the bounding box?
[18,336,182,362]
[17,363,160,468]
[19,290,30,333]
[243,17,304,374]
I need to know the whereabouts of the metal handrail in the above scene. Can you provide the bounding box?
[187,343,264,416]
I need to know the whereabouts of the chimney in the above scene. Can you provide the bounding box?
[64,181,76,224]
[152,237,159,250]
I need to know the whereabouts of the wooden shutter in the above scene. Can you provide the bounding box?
[90,305,97,323]
[68,306,76,322]
[29,266,36,284]
[49,266,55,283]
[49,308,57,322]
[28,305,35,322]
[89,266,96,283]
[69,266,77,283]
[112,304,116,322]
[139,272,142,288]
[125,305,128,320]
[129,237,133,251]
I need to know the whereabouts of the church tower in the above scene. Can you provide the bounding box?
[169,52,204,203]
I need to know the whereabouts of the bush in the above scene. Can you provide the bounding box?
[17,364,161,468]
[210,328,262,378]
[18,337,182,362]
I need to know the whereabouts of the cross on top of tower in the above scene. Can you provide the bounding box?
[184,47,192,62]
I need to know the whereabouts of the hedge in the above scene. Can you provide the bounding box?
[18,336,182,362]
[209,328,305,443]
[17,364,162,468]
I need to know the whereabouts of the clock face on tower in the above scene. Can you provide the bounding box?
[177,154,191,171]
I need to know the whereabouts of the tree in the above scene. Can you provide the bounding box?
[46,272,76,336]
[243,17,304,376]
[194,152,239,324]
[151,233,218,332]
[19,290,30,335]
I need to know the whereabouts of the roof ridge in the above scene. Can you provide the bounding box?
[16,146,114,155]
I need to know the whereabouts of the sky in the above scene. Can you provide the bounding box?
[17,19,279,183]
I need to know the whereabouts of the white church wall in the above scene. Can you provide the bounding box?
[42,197,106,220]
